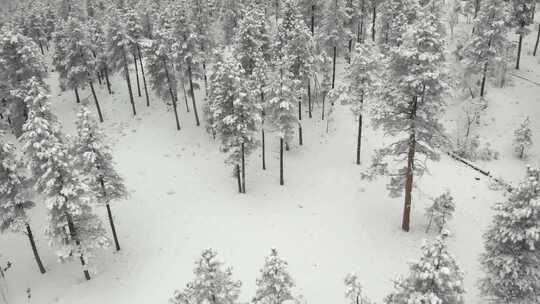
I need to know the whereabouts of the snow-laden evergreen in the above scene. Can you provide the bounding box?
[72,107,128,250]
[19,79,108,280]
[376,0,418,52]
[480,166,540,303]
[344,273,372,304]
[369,0,449,231]
[320,0,350,88]
[252,248,298,304]
[385,233,465,304]
[513,116,533,159]
[171,249,242,304]
[425,191,456,233]
[509,0,535,69]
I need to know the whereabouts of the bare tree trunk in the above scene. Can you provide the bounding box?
[74,88,80,104]
[104,65,112,95]
[321,94,326,120]
[371,5,376,42]
[133,52,142,97]
[534,24,540,56]
[402,96,418,232]
[307,78,312,118]
[262,128,266,170]
[480,61,488,97]
[137,45,150,106]
[298,99,303,145]
[236,164,242,193]
[25,223,46,274]
[516,30,524,69]
[241,143,246,193]
[311,4,315,35]
[280,137,284,186]
[122,50,137,116]
[89,81,104,122]
[187,62,200,126]
[38,41,44,55]
[65,212,91,280]
[332,46,337,90]
[356,113,362,165]
[163,58,181,131]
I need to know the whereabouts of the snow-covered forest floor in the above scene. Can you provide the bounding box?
[2,5,540,304]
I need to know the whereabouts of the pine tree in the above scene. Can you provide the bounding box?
[124,8,146,102]
[510,0,534,69]
[376,0,418,52]
[143,20,181,130]
[0,131,46,274]
[52,17,104,121]
[87,18,112,95]
[169,2,202,126]
[106,10,137,116]
[338,41,379,164]
[22,8,47,55]
[19,79,109,280]
[72,107,128,251]
[370,1,449,231]
[462,0,510,97]
[221,0,245,44]
[344,273,372,304]
[206,53,261,193]
[385,233,465,304]
[190,0,215,93]
[299,0,325,36]
[171,249,242,304]
[320,0,351,89]
[480,166,540,303]
[252,248,297,304]
[425,191,456,233]
[513,117,533,159]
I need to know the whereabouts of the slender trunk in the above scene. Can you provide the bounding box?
[25,223,46,274]
[236,164,242,193]
[516,31,523,70]
[262,128,266,170]
[89,81,104,123]
[38,41,44,55]
[65,212,91,280]
[520,145,525,159]
[104,65,112,95]
[187,62,200,126]
[307,79,312,118]
[74,88,80,104]
[181,74,190,112]
[480,61,488,97]
[356,113,362,165]
[133,51,142,97]
[280,137,284,186]
[402,96,418,232]
[137,45,150,106]
[371,5,376,41]
[298,99,303,145]
[322,94,326,120]
[97,71,102,85]
[311,4,315,35]
[241,143,246,194]
[122,50,137,116]
[202,62,208,96]
[348,39,352,64]
[534,24,540,56]
[163,58,181,131]
[332,46,337,90]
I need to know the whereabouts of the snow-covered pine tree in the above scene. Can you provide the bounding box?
[480,166,540,303]
[87,18,112,95]
[19,79,109,280]
[510,0,535,69]
[338,41,379,164]
[385,233,465,304]
[0,29,47,135]
[320,0,351,89]
[189,0,215,93]
[221,0,245,45]
[279,0,317,145]
[513,117,533,159]
[143,19,181,131]
[299,0,325,36]
[376,0,418,52]
[252,248,298,304]
[22,8,47,55]
[72,107,128,251]
[462,0,510,97]
[169,2,202,126]
[425,191,456,233]
[207,53,261,193]
[124,8,147,102]
[344,273,372,304]
[171,249,242,304]
[0,131,46,274]
[52,17,104,122]
[370,1,449,231]
[105,9,137,116]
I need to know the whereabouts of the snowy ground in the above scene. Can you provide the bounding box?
[2,14,540,304]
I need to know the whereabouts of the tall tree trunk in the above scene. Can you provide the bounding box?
[322,94,326,120]
[262,128,266,170]
[100,177,121,251]
[74,88,80,104]
[402,96,418,232]
[202,62,208,96]
[89,81,104,123]
[181,74,190,112]
[311,4,315,35]
[133,52,142,97]
[332,46,337,90]
[25,223,46,274]
[371,5,376,41]
[122,50,137,116]
[236,164,242,193]
[65,212,91,280]
[298,99,303,145]
[38,41,44,55]
[241,143,246,193]
[480,61,489,97]
[516,30,524,70]
[356,113,362,165]
[307,78,312,118]
[280,137,284,186]
[137,45,150,106]
[348,39,353,64]
[97,71,103,85]
[534,24,540,56]
[163,59,181,131]
[104,65,112,95]
[187,62,200,126]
